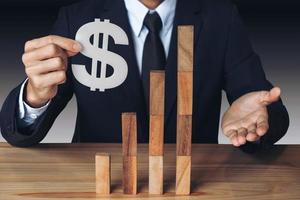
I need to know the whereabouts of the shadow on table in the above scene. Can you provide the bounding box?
[189,145,287,194]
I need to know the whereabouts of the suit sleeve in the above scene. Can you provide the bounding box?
[223,5,289,152]
[0,7,74,147]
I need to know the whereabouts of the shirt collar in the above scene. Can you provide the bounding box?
[124,0,177,37]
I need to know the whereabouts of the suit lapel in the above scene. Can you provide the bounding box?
[165,0,203,122]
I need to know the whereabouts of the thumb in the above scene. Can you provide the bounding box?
[66,42,82,57]
[66,50,80,57]
[260,87,281,106]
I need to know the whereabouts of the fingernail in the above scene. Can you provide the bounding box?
[73,42,82,51]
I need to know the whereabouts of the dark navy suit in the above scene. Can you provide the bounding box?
[0,0,289,150]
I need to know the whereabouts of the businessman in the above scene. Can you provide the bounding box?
[0,0,289,150]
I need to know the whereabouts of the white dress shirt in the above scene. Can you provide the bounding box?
[18,0,177,126]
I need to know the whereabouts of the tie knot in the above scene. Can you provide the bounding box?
[143,12,163,33]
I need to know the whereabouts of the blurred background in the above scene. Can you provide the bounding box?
[0,0,299,144]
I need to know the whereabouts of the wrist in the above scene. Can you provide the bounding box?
[25,81,49,108]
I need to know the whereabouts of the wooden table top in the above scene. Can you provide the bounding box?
[0,143,299,200]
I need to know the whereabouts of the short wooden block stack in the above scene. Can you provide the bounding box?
[149,71,165,194]
[176,25,194,195]
[95,153,110,195]
[122,113,138,195]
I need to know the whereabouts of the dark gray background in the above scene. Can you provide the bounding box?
[0,0,299,144]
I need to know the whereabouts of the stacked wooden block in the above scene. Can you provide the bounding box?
[95,25,194,196]
[149,70,165,194]
[95,153,111,195]
[122,113,138,195]
[176,26,194,195]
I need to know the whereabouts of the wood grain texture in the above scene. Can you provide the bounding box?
[122,113,137,156]
[176,115,192,156]
[149,115,164,156]
[149,156,163,195]
[177,72,193,115]
[95,153,110,195]
[123,156,137,195]
[176,156,191,195]
[1,143,300,200]
[178,26,194,72]
[150,71,165,116]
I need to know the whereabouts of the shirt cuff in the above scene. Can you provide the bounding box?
[18,78,50,125]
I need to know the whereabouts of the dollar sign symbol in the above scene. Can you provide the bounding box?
[72,19,129,92]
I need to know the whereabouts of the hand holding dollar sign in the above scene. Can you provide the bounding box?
[22,19,129,108]
[22,35,82,108]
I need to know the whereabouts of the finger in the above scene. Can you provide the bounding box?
[32,71,66,88]
[237,128,247,145]
[246,124,260,142]
[256,115,269,136]
[269,87,281,102]
[260,87,281,106]
[247,124,257,134]
[246,133,260,142]
[227,130,240,147]
[222,120,247,135]
[25,35,81,56]
[23,44,67,66]
[26,57,67,76]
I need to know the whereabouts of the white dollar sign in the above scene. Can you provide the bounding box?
[72,19,129,92]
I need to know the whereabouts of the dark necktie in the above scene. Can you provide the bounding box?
[141,12,166,111]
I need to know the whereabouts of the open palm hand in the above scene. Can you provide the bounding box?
[221,87,281,147]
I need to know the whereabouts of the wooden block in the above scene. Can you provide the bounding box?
[178,26,194,72]
[150,70,165,115]
[122,113,137,156]
[176,115,192,156]
[149,156,163,194]
[149,115,164,156]
[123,156,137,194]
[95,153,110,195]
[175,156,191,195]
[177,72,193,115]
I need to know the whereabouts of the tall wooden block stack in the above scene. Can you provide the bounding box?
[122,113,138,195]
[176,25,194,195]
[149,71,165,194]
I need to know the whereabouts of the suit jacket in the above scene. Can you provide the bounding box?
[0,0,289,150]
